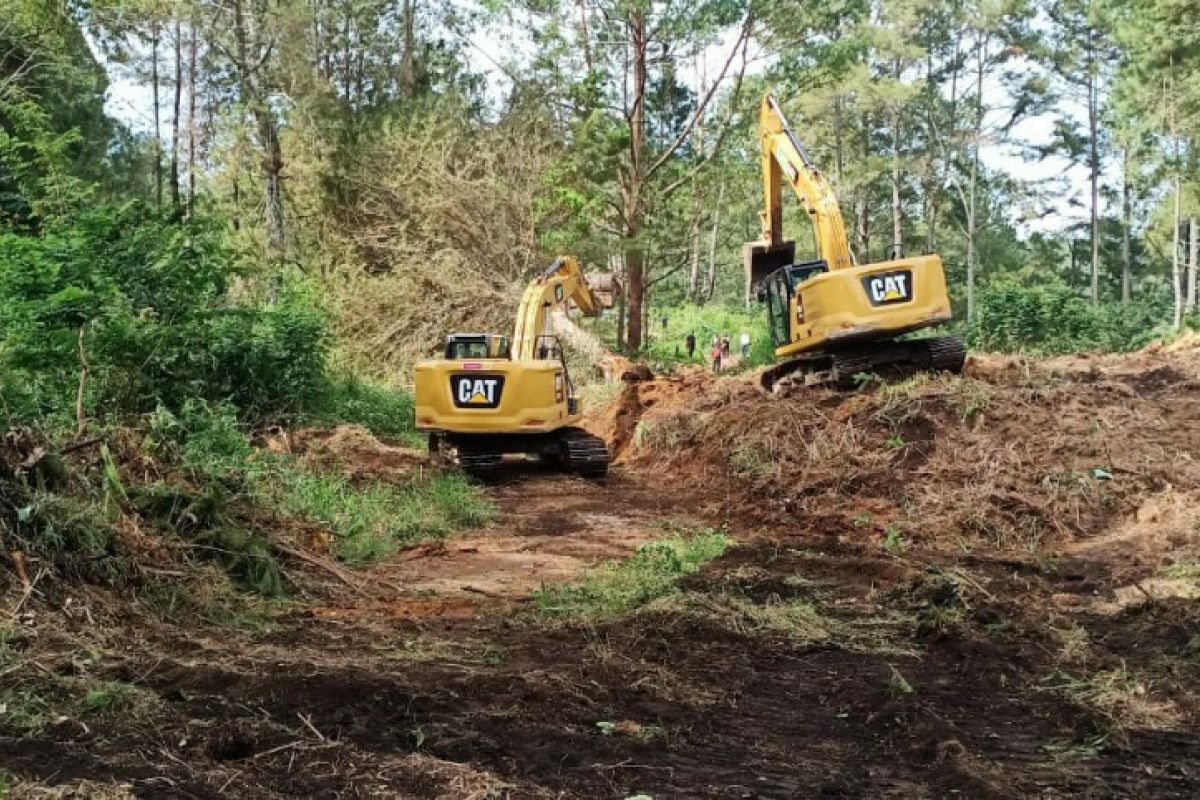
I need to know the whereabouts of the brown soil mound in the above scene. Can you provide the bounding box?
[600,344,1200,561]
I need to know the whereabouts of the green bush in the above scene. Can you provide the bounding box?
[306,374,419,443]
[968,280,1171,354]
[0,202,329,425]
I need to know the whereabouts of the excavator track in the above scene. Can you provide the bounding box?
[558,427,610,477]
[763,334,968,393]
[926,334,968,373]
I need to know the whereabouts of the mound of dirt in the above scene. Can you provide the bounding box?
[267,425,435,482]
[585,368,757,464]
[599,344,1200,561]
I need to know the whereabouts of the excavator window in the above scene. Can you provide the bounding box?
[765,272,792,347]
[533,335,564,362]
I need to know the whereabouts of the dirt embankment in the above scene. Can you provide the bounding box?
[592,346,1200,574]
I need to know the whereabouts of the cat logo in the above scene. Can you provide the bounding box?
[862,270,914,306]
[450,374,505,409]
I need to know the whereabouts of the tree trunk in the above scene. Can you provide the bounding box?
[891,57,903,260]
[1121,147,1132,304]
[857,113,871,261]
[187,13,197,215]
[170,16,182,210]
[1189,217,1198,313]
[614,254,626,351]
[232,0,286,256]
[687,203,701,301]
[622,8,648,352]
[400,0,417,96]
[937,32,963,256]
[1087,58,1100,305]
[151,12,162,208]
[1173,180,1183,329]
[709,182,724,305]
[966,33,986,324]
[577,0,591,72]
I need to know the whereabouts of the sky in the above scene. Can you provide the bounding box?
[96,17,1102,238]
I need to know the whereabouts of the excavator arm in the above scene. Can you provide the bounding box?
[511,256,612,361]
[745,94,855,294]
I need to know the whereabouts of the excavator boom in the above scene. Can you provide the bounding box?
[750,94,854,282]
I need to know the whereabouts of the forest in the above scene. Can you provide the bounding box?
[3,0,1200,390]
[3,0,1200,796]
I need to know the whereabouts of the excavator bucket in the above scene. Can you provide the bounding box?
[744,240,796,300]
[587,272,620,310]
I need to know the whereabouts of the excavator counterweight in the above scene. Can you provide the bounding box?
[745,94,965,390]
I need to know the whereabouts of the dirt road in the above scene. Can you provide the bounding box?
[5,451,1199,798]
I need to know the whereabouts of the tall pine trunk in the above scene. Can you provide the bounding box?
[1121,147,1132,304]
[232,0,286,256]
[187,14,197,215]
[400,0,417,96]
[151,13,162,207]
[621,8,648,352]
[890,57,903,260]
[709,183,724,305]
[966,34,986,324]
[1173,181,1182,329]
[170,17,182,210]
[1189,217,1198,314]
[1087,52,1100,306]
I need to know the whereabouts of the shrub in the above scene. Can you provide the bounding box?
[306,374,419,442]
[0,202,329,425]
[968,280,1171,354]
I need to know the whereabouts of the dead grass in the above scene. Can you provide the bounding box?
[1053,667,1183,732]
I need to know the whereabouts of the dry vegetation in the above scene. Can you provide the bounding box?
[314,109,562,381]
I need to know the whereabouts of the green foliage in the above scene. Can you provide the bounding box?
[535,528,729,620]
[306,374,420,443]
[141,401,493,568]
[641,304,771,368]
[0,203,329,425]
[968,280,1171,354]
[82,681,148,714]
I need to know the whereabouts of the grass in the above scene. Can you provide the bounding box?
[1161,561,1200,583]
[82,681,154,714]
[145,401,495,570]
[728,440,777,480]
[534,527,729,620]
[1050,667,1182,732]
[720,596,835,644]
[375,636,506,666]
[0,689,52,733]
[137,568,281,631]
[271,469,493,562]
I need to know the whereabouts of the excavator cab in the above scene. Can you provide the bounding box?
[443,334,511,360]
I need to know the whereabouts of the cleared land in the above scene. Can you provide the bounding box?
[3,345,1200,798]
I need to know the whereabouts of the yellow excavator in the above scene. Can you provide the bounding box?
[414,256,613,476]
[744,94,966,390]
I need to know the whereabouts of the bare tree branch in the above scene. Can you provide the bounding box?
[644,12,753,183]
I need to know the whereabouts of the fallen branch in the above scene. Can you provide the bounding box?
[271,541,367,593]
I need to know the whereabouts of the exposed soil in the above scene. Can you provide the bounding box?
[5,346,1200,798]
